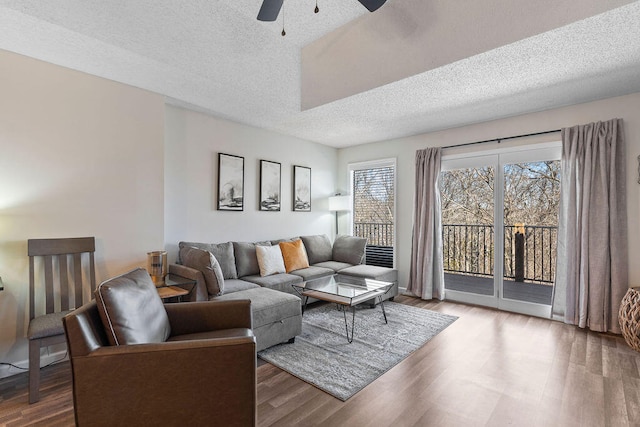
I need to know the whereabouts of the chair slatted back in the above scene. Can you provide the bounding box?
[28,237,96,320]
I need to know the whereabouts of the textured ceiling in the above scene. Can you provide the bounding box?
[1,0,639,148]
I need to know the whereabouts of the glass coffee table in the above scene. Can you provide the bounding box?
[292,274,394,343]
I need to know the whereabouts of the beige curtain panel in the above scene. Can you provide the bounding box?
[408,147,444,300]
[552,118,628,333]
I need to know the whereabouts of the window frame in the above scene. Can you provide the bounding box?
[348,158,397,268]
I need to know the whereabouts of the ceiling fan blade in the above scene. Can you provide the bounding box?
[356,0,387,12]
[257,0,284,21]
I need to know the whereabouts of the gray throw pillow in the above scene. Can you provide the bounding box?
[300,235,333,264]
[178,241,238,279]
[270,237,299,245]
[95,268,171,346]
[233,241,271,277]
[332,235,367,265]
[179,246,225,296]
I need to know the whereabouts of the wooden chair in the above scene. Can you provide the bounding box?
[27,237,96,404]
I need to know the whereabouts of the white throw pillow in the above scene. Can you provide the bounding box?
[256,245,286,277]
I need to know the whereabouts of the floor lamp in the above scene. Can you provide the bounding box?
[328,194,350,235]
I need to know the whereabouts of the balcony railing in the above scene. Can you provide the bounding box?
[354,222,393,247]
[443,224,557,284]
[354,222,394,268]
[353,222,557,283]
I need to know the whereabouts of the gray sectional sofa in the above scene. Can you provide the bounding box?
[169,234,398,351]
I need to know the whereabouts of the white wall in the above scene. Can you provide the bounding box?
[0,51,337,379]
[0,50,165,375]
[337,92,640,291]
[164,105,338,263]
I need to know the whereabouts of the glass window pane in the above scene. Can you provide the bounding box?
[440,166,495,296]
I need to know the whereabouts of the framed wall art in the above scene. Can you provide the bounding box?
[293,165,311,212]
[217,153,244,211]
[260,160,281,211]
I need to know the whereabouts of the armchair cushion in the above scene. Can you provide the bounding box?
[95,268,171,346]
[333,235,367,265]
[180,246,225,296]
[164,300,253,336]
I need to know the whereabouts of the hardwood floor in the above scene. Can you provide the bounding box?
[1,295,639,426]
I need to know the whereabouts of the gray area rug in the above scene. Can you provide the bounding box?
[258,301,457,401]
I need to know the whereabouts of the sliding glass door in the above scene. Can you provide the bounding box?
[440,144,560,317]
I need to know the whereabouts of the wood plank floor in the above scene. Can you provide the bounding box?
[1,295,639,426]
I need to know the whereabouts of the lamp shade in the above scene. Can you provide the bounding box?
[328,195,350,211]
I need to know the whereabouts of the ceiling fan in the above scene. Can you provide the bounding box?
[257,0,388,22]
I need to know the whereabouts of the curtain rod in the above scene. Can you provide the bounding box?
[442,129,561,150]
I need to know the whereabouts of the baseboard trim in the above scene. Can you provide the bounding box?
[0,350,69,380]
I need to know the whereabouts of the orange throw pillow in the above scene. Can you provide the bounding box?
[279,240,310,273]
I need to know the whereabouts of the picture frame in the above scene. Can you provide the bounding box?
[217,153,244,211]
[259,160,281,211]
[293,165,311,212]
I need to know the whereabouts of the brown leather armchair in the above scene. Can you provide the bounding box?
[62,270,256,427]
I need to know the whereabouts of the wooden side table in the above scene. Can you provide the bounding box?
[156,274,197,302]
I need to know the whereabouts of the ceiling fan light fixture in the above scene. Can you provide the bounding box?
[257,0,387,22]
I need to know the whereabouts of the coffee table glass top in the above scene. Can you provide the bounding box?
[293,274,392,306]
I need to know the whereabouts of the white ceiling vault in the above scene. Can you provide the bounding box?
[1,0,640,148]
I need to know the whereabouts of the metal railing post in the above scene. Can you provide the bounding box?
[514,231,525,282]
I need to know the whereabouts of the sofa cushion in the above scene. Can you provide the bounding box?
[290,266,335,281]
[313,260,354,272]
[241,273,303,289]
[279,239,310,273]
[332,235,366,265]
[300,235,333,265]
[179,246,225,296]
[234,241,271,278]
[213,287,301,328]
[256,245,286,277]
[339,264,398,283]
[178,241,237,279]
[95,268,171,346]
[221,279,260,294]
[270,237,299,245]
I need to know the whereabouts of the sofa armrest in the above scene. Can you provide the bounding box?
[70,337,256,426]
[169,264,208,301]
[164,299,253,336]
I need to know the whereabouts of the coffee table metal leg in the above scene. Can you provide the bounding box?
[302,295,309,316]
[343,305,356,343]
[379,297,388,324]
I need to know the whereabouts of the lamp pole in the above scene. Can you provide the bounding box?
[328,194,350,237]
